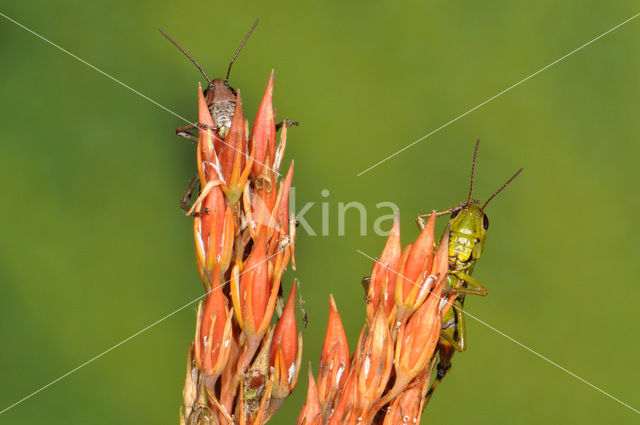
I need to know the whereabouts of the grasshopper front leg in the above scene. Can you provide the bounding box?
[444,271,488,297]
[416,204,464,230]
[176,122,221,144]
[275,120,299,132]
[416,201,480,230]
[176,124,198,143]
[416,210,453,230]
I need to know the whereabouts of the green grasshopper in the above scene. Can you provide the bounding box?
[416,140,522,403]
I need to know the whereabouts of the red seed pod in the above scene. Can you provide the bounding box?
[366,212,401,323]
[194,283,233,385]
[392,289,443,398]
[382,366,432,425]
[317,296,351,408]
[270,283,302,400]
[296,365,322,425]
[230,232,282,367]
[274,161,294,239]
[395,212,439,320]
[220,91,254,204]
[249,71,276,178]
[219,89,246,182]
[354,307,394,413]
[196,84,223,184]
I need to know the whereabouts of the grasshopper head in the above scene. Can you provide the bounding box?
[446,140,522,269]
[206,78,237,98]
[448,202,488,268]
[203,78,237,109]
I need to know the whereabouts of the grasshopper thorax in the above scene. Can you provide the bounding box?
[203,78,237,139]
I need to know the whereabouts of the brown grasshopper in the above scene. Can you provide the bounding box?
[159,20,258,143]
[160,21,255,215]
[161,21,298,215]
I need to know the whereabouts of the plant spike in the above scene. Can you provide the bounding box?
[177,70,299,425]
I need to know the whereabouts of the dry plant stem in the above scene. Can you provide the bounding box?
[180,71,300,425]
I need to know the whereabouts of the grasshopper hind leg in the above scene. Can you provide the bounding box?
[424,344,453,405]
[180,176,209,217]
[440,299,467,353]
[425,300,466,405]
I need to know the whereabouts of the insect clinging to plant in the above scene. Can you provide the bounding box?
[416,139,522,403]
[160,20,256,215]
[161,20,298,215]
[159,19,259,143]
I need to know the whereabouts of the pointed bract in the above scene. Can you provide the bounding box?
[355,307,394,411]
[366,212,401,322]
[194,284,233,384]
[395,212,438,319]
[250,71,276,178]
[318,295,351,408]
[296,365,322,425]
[270,283,302,399]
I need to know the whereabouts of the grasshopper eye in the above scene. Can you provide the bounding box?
[450,208,461,219]
[482,214,490,230]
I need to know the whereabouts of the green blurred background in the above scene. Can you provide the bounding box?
[1,1,639,424]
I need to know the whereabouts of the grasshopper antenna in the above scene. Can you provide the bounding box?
[466,139,480,205]
[481,168,523,211]
[159,28,213,87]
[225,19,259,84]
